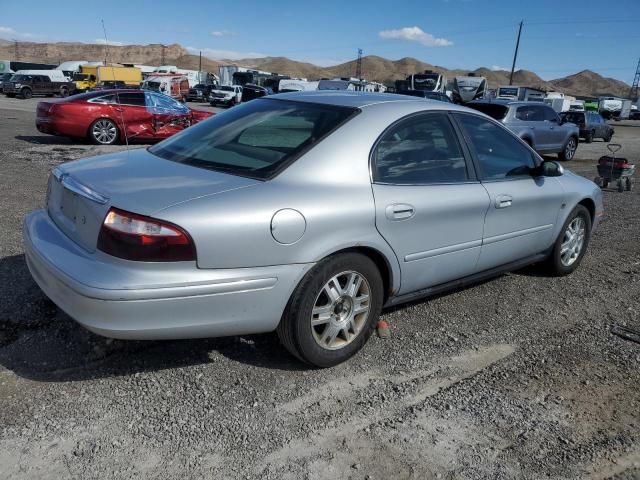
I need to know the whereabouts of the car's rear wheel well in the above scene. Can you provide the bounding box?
[578,198,595,223]
[327,247,393,303]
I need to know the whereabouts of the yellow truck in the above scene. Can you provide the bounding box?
[73,65,142,92]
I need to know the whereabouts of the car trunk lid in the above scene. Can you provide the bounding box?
[47,148,259,252]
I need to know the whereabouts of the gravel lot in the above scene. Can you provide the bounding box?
[0,96,639,480]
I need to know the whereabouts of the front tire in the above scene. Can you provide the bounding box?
[89,118,119,145]
[546,205,591,276]
[20,88,32,99]
[59,86,69,97]
[277,253,383,367]
[559,137,577,161]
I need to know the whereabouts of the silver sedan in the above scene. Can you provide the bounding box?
[24,92,603,367]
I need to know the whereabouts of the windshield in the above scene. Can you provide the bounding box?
[10,75,31,82]
[145,81,161,91]
[467,103,509,120]
[220,86,234,92]
[73,73,89,81]
[149,99,358,180]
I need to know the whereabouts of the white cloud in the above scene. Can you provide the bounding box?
[186,46,267,60]
[94,38,124,46]
[491,65,509,71]
[379,26,453,47]
[210,31,234,37]
[0,26,41,40]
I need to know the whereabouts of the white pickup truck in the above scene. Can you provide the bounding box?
[209,85,243,106]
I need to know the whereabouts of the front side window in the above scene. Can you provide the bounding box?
[543,107,558,122]
[146,92,188,114]
[116,92,145,106]
[373,113,469,184]
[456,114,535,181]
[149,99,358,179]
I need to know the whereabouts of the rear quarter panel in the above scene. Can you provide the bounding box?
[151,104,428,294]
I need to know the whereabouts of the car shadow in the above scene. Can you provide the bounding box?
[0,254,306,383]
[15,135,80,145]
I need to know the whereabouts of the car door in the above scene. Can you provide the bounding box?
[146,91,190,139]
[454,113,565,271]
[542,106,567,148]
[114,91,154,141]
[515,105,548,150]
[34,75,47,95]
[371,112,490,295]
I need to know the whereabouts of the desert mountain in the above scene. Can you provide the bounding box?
[0,40,631,97]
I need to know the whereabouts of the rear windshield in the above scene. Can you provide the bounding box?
[562,112,585,123]
[149,99,358,180]
[466,103,509,120]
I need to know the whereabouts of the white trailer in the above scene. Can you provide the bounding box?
[451,75,487,103]
[278,79,319,92]
[497,86,546,101]
[218,65,272,86]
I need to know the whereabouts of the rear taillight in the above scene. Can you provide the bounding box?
[97,208,195,262]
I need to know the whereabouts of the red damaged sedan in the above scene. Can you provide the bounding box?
[36,90,213,145]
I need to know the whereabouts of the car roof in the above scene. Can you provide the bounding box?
[272,91,469,111]
[470,99,550,107]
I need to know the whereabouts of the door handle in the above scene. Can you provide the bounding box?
[385,203,415,220]
[495,195,513,209]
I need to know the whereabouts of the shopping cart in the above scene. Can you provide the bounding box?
[594,144,635,192]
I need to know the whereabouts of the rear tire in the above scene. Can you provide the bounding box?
[277,253,383,367]
[626,177,633,191]
[584,131,593,143]
[618,179,625,193]
[89,118,119,145]
[545,205,591,276]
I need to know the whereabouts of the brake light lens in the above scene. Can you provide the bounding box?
[97,208,195,262]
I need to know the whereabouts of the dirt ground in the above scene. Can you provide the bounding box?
[0,96,638,480]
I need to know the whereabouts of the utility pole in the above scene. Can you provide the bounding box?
[161,45,166,65]
[199,50,202,73]
[629,57,640,100]
[13,39,19,60]
[355,48,363,80]
[509,21,523,85]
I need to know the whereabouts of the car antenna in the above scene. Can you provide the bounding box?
[101,19,130,152]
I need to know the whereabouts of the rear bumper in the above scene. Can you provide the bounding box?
[24,209,311,340]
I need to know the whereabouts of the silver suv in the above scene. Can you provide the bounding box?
[468,100,579,161]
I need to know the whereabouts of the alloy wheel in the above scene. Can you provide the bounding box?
[311,271,371,350]
[92,120,117,144]
[565,138,576,160]
[560,217,586,267]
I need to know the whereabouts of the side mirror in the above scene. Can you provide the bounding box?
[541,160,564,177]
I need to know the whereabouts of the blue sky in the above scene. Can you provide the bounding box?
[1,0,639,83]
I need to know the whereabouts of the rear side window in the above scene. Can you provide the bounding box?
[467,103,508,120]
[149,99,358,180]
[516,105,544,121]
[564,112,584,124]
[373,113,469,184]
[456,114,535,181]
[88,94,117,104]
